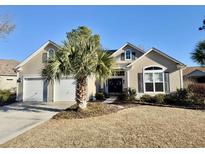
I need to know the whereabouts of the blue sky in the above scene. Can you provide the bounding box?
[0,6,205,66]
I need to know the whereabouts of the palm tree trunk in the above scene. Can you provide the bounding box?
[76,76,87,109]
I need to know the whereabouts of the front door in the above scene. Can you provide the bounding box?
[108,78,123,93]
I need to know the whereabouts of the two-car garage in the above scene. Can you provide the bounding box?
[23,76,76,102]
[54,78,76,102]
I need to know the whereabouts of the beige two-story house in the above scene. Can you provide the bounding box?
[103,43,186,98]
[15,40,185,102]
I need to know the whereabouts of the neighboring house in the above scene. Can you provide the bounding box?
[183,66,205,88]
[0,59,19,92]
[15,40,186,102]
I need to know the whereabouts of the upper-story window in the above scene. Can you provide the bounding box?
[125,50,131,60]
[48,48,55,59]
[43,48,56,63]
[121,49,135,61]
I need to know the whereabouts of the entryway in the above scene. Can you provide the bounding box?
[108,78,123,93]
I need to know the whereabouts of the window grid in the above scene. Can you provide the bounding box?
[125,50,131,60]
[143,66,165,93]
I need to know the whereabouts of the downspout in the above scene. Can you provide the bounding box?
[15,67,21,102]
[180,69,183,89]
[16,71,19,101]
[177,64,184,89]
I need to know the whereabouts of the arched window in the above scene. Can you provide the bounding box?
[143,66,164,92]
[48,48,55,59]
[125,50,131,60]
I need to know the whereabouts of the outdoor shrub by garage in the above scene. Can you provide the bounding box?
[0,90,16,106]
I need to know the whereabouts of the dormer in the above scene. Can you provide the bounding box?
[121,49,136,61]
[111,42,145,63]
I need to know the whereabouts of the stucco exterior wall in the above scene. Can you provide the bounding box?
[16,43,58,102]
[0,75,17,91]
[128,51,182,97]
[87,75,96,100]
[16,42,97,102]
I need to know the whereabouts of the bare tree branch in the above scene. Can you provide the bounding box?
[0,14,15,38]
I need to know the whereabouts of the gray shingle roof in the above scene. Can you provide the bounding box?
[0,59,19,76]
[183,66,205,76]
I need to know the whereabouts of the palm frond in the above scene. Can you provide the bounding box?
[191,40,205,66]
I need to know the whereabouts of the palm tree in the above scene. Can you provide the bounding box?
[42,26,115,109]
[191,40,205,66]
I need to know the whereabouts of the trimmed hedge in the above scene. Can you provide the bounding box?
[140,94,154,103]
[140,88,204,107]
[153,94,165,104]
[119,88,137,101]
[95,92,105,100]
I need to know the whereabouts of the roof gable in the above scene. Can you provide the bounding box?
[15,40,60,69]
[127,48,186,68]
[110,42,145,57]
[186,69,205,77]
[183,66,205,76]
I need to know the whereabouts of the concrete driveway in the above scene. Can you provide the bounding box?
[0,101,75,144]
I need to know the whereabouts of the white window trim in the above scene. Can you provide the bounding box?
[125,49,132,60]
[112,70,125,77]
[143,66,166,93]
[47,48,55,59]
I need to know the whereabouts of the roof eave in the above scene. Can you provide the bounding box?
[15,40,60,69]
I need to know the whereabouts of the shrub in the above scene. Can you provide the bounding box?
[175,88,190,101]
[103,92,110,98]
[119,88,137,101]
[164,88,194,106]
[118,91,128,101]
[153,94,165,104]
[140,94,154,103]
[0,90,15,104]
[128,88,137,101]
[95,92,104,100]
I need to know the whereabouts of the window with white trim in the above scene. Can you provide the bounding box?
[48,48,55,59]
[144,66,164,92]
[112,70,125,76]
[125,50,131,60]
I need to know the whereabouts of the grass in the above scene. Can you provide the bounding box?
[1,103,205,148]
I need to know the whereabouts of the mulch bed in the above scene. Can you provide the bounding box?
[53,99,205,120]
[53,102,122,120]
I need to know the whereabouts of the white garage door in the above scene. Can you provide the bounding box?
[23,78,45,102]
[54,78,76,101]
